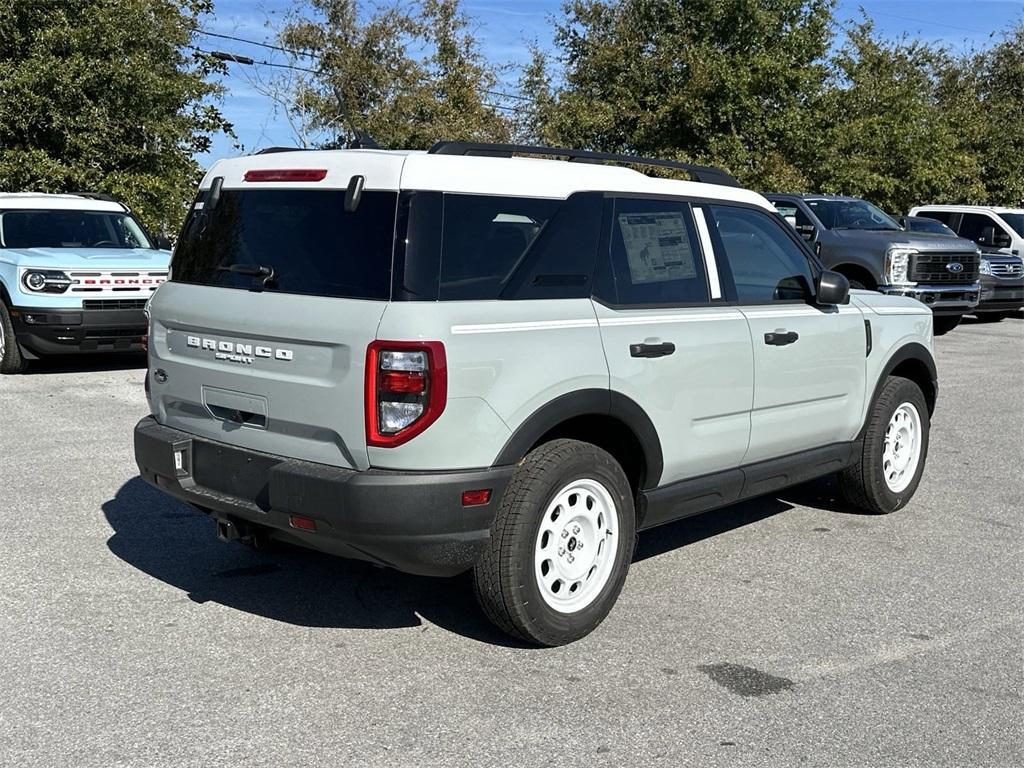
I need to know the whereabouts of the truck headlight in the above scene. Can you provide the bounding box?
[885,247,916,285]
[979,258,993,276]
[21,269,72,293]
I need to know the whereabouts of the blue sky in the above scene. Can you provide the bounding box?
[197,0,1024,163]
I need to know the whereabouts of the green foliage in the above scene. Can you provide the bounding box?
[533,0,836,190]
[0,0,232,234]
[280,0,510,149]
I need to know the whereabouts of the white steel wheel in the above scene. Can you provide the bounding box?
[534,478,620,613]
[882,402,923,493]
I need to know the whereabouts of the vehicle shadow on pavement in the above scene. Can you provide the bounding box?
[104,475,855,645]
[102,477,530,647]
[24,353,146,375]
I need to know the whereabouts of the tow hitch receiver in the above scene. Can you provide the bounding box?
[216,518,243,542]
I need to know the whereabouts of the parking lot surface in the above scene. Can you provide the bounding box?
[1,317,1022,768]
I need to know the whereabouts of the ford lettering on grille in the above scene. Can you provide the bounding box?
[186,335,294,365]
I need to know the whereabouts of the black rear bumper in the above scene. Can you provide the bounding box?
[134,416,513,577]
[11,305,146,355]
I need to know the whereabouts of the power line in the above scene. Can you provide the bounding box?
[194,29,532,104]
[866,10,998,38]
[191,46,320,75]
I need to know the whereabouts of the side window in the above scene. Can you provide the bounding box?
[957,212,1006,243]
[771,201,812,229]
[502,192,603,300]
[917,210,953,225]
[438,194,560,300]
[708,204,815,303]
[600,197,710,306]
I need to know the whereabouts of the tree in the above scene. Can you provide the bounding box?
[0,0,232,234]
[811,19,985,212]
[529,0,835,189]
[278,0,511,149]
[972,23,1024,205]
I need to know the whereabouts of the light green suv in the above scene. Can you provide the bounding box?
[135,142,937,645]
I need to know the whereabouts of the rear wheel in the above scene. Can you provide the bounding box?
[932,315,962,336]
[0,302,28,374]
[840,376,929,514]
[473,439,635,646]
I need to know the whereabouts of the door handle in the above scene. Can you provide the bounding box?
[764,329,799,346]
[630,342,676,358]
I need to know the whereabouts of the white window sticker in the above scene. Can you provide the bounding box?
[617,211,697,284]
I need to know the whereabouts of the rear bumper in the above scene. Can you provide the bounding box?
[10,305,146,355]
[977,276,1024,312]
[879,283,980,315]
[134,416,513,577]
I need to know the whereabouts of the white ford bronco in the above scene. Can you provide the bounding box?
[0,193,171,373]
[135,143,937,645]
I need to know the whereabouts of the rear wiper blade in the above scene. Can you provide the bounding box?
[218,263,274,277]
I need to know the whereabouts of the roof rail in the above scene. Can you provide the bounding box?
[71,192,129,211]
[427,141,740,188]
[255,146,310,155]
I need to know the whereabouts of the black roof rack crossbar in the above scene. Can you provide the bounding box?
[255,146,311,155]
[427,141,739,187]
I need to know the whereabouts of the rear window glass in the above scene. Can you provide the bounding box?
[171,190,397,300]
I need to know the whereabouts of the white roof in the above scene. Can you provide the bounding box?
[201,149,772,210]
[911,203,1024,215]
[0,193,124,212]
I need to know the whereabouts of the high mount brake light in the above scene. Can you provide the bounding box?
[365,341,447,448]
[243,169,328,182]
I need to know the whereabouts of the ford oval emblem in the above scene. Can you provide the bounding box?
[946,262,964,273]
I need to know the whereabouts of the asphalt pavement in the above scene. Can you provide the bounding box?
[1,315,1021,767]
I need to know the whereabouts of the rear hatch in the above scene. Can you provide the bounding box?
[147,161,402,470]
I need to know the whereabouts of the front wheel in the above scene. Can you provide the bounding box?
[840,376,930,514]
[473,439,635,646]
[932,315,962,336]
[974,312,1007,323]
[0,302,28,374]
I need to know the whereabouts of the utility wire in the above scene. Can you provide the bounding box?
[194,29,532,103]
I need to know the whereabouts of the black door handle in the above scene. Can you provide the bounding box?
[764,330,799,346]
[630,342,676,358]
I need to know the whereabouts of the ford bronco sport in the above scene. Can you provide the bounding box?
[768,193,980,336]
[0,193,171,373]
[135,143,938,645]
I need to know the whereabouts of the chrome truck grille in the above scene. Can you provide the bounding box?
[909,253,979,283]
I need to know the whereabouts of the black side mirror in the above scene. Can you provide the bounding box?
[154,234,173,251]
[795,223,816,242]
[994,231,1012,248]
[816,270,850,306]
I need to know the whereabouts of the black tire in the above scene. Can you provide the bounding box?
[473,439,635,646]
[847,279,867,290]
[0,301,28,374]
[974,312,1007,323]
[932,315,961,336]
[840,376,929,514]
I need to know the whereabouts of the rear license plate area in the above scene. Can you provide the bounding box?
[192,441,279,511]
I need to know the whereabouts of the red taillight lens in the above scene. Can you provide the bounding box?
[243,169,328,182]
[461,489,492,507]
[289,515,317,531]
[365,340,447,448]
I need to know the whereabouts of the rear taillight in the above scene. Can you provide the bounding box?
[365,341,447,447]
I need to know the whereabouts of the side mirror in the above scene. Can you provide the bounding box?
[994,231,1012,248]
[816,270,850,306]
[795,223,816,242]
[978,226,996,247]
[154,234,173,251]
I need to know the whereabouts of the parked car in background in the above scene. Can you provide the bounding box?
[0,193,171,373]
[135,143,937,645]
[909,205,1024,257]
[909,205,1024,322]
[899,215,958,237]
[767,194,981,335]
